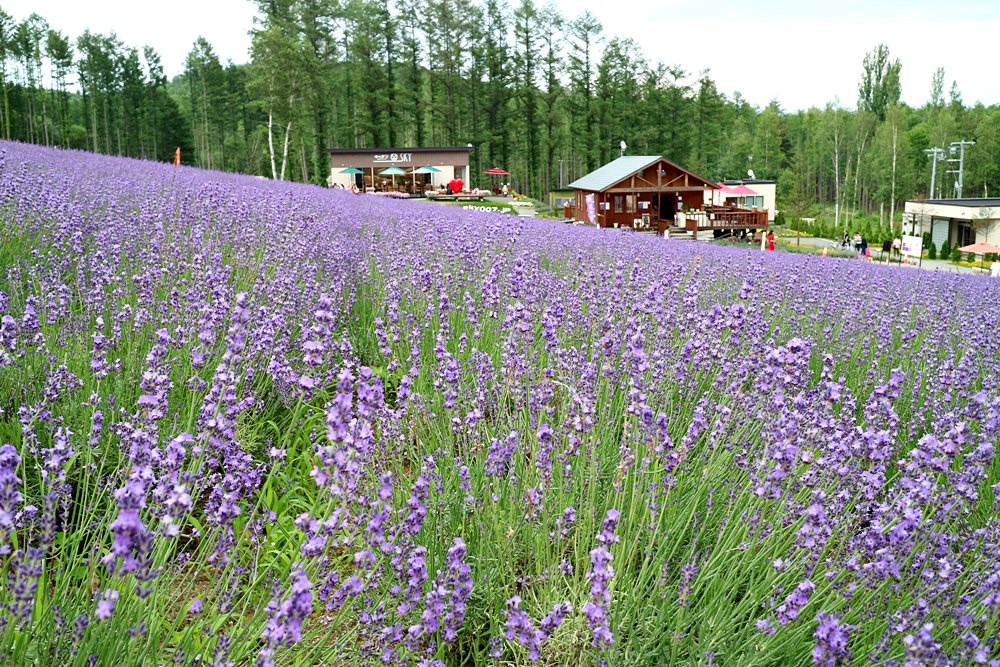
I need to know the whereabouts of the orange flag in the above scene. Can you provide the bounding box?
[173,147,181,166]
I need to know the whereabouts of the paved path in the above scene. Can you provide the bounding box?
[770,236,989,275]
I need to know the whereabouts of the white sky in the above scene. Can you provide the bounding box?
[5,0,998,112]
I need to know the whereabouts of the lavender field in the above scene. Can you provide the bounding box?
[1,142,999,666]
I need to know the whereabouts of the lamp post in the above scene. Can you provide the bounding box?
[924,147,945,199]
[620,140,627,157]
[467,142,475,190]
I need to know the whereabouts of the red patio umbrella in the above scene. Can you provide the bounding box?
[484,168,510,193]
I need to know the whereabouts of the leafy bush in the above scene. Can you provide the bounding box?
[940,240,950,259]
[928,242,937,259]
[951,248,962,262]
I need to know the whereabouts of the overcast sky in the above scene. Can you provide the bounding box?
[5,0,998,112]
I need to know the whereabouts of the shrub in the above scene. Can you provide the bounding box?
[940,240,950,259]
[951,248,963,262]
[928,242,937,260]
[967,252,977,263]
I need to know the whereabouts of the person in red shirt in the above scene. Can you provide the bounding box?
[766,230,775,251]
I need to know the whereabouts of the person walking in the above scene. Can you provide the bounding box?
[766,229,775,252]
[853,232,862,256]
[842,230,850,249]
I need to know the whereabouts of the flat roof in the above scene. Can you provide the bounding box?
[326,146,471,155]
[723,179,776,185]
[913,198,1000,207]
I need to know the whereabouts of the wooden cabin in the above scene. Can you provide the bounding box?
[569,156,768,235]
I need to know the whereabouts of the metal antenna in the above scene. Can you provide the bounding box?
[949,140,975,198]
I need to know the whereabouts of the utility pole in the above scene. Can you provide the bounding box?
[924,147,945,199]
[946,140,975,198]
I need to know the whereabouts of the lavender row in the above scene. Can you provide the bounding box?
[0,141,998,665]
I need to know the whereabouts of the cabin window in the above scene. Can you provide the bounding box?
[614,196,624,213]
[626,195,635,213]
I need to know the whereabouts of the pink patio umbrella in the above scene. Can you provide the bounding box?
[726,183,758,208]
[958,241,1000,255]
[958,241,1000,271]
[713,182,738,205]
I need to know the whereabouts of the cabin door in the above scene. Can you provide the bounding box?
[658,194,677,221]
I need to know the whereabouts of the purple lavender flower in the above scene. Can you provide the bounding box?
[259,570,313,666]
[812,612,852,666]
[583,509,620,648]
[442,537,472,642]
[0,444,23,542]
[95,589,119,621]
[485,431,518,479]
[503,596,543,661]
[776,579,815,625]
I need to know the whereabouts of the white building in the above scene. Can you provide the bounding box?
[903,198,1000,248]
[325,146,471,193]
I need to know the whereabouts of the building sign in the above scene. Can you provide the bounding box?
[373,152,412,164]
[900,234,923,258]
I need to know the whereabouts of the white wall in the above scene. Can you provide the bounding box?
[434,166,456,187]
[978,220,1000,244]
[327,172,356,188]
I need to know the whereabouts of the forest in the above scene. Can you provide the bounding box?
[2,0,1000,231]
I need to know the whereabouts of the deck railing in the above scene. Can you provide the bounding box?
[684,206,768,232]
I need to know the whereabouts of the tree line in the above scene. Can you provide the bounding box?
[3,1,1000,231]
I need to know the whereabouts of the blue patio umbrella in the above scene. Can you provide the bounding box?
[338,167,363,187]
[379,165,407,188]
[411,165,441,188]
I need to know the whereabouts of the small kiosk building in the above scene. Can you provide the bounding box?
[569,156,768,235]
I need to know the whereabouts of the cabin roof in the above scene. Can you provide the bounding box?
[568,156,662,192]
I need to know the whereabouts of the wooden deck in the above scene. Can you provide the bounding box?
[425,192,487,201]
[683,205,768,232]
